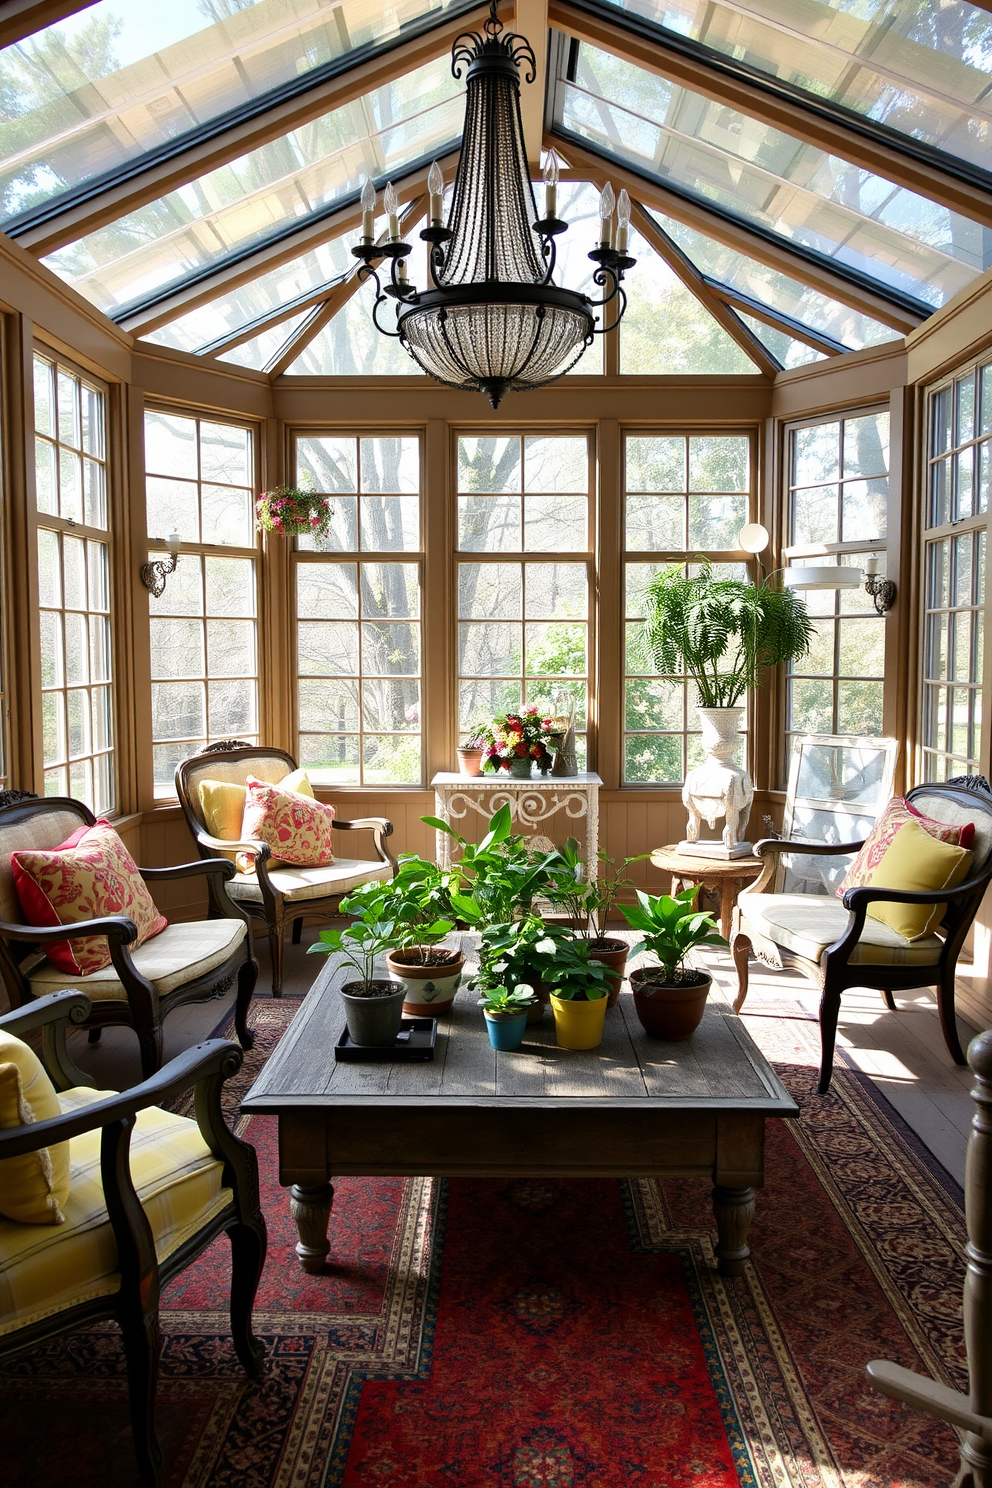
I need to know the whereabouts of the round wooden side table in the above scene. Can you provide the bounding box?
[649,844,764,941]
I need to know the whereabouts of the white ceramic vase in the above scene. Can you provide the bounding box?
[680,705,753,858]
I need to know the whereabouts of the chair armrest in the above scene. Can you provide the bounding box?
[0,988,92,1036]
[332,816,396,868]
[195,831,272,863]
[843,872,991,911]
[754,836,865,858]
[0,913,138,947]
[140,858,236,884]
[0,1038,242,1160]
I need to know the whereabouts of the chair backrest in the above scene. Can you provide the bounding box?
[907,779,992,876]
[0,796,93,927]
[175,744,298,848]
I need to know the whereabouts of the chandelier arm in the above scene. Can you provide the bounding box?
[537,233,558,287]
[592,282,629,337]
[357,266,404,339]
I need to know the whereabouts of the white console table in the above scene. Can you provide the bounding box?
[430,772,603,874]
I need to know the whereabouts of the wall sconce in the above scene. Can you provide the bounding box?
[863,554,896,614]
[141,531,181,599]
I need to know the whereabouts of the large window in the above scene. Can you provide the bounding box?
[922,366,989,780]
[623,433,751,783]
[293,435,422,786]
[34,353,114,810]
[786,412,889,757]
[456,435,591,767]
[144,411,258,796]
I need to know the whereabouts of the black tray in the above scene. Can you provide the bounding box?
[335,1017,437,1062]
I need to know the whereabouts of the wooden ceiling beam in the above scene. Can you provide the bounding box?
[123,155,456,339]
[0,0,99,48]
[14,6,482,258]
[547,1,992,226]
[704,284,845,358]
[555,137,922,336]
[514,0,550,172]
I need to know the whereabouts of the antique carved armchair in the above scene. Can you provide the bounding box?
[175,743,396,996]
[732,779,992,1094]
[0,795,257,1077]
[0,989,266,1487]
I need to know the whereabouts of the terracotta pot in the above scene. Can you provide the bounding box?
[457,747,484,777]
[525,980,551,1024]
[387,947,465,1016]
[588,937,629,1009]
[628,967,712,1041]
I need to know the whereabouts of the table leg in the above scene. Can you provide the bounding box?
[434,789,451,870]
[290,1182,334,1274]
[712,1185,755,1275]
[719,878,737,941]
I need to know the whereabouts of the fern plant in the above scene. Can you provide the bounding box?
[641,561,815,708]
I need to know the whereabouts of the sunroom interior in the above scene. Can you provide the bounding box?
[2,0,992,1477]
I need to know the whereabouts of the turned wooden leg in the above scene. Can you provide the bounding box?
[880,987,897,1012]
[290,1182,334,1274]
[719,879,736,942]
[713,1185,755,1276]
[731,933,752,1014]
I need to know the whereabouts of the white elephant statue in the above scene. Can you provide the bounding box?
[682,761,753,853]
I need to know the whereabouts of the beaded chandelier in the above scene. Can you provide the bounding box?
[353,2,634,408]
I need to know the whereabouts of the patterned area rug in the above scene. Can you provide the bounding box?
[0,994,968,1488]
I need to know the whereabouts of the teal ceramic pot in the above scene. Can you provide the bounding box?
[485,1010,528,1050]
[506,756,533,778]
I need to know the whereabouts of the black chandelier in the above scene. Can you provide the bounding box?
[353,2,635,408]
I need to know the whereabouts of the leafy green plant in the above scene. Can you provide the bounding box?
[477,983,538,1016]
[308,874,453,990]
[545,840,649,938]
[478,913,574,992]
[541,938,611,1002]
[423,804,560,928]
[642,561,815,708]
[619,885,727,990]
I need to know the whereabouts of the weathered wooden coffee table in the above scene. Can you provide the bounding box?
[241,936,797,1277]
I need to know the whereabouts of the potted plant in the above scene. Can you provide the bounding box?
[345,859,463,1015]
[457,731,487,778]
[641,562,814,847]
[543,940,612,1050]
[255,481,333,540]
[423,804,560,931]
[479,705,557,777]
[479,913,575,1023]
[478,982,538,1051]
[308,895,415,1046]
[619,885,728,1040]
[546,841,648,1006]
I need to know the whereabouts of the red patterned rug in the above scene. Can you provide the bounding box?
[1,995,968,1488]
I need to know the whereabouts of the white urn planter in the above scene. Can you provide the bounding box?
[680,706,753,859]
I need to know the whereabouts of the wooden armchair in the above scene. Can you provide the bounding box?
[0,989,266,1487]
[0,796,257,1077]
[175,743,396,995]
[732,779,992,1094]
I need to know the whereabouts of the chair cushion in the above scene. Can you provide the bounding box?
[199,769,314,861]
[226,857,392,905]
[241,775,335,867]
[12,821,167,976]
[737,892,944,967]
[838,796,973,898]
[0,1091,230,1336]
[0,1030,69,1226]
[862,818,973,941]
[28,918,247,1002]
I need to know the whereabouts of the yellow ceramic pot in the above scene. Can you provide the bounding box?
[550,993,608,1050]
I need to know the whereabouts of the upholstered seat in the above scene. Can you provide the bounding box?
[175,743,396,995]
[28,919,247,1000]
[737,893,944,968]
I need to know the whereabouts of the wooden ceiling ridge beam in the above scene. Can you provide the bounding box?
[557,137,923,335]
[123,154,458,339]
[703,282,846,358]
[547,1,992,225]
[13,5,485,258]
[514,0,551,171]
[267,197,429,379]
[624,198,780,378]
[0,0,99,48]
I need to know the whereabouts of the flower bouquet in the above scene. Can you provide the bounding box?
[255,484,332,539]
[481,706,556,777]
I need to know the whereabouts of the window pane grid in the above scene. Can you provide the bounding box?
[294,436,423,786]
[456,436,591,768]
[623,433,752,784]
[921,527,985,782]
[34,353,114,813]
[145,411,258,797]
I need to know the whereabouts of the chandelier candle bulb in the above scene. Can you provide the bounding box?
[428,161,444,226]
[397,258,409,285]
[360,177,376,241]
[616,189,631,253]
[599,182,615,248]
[543,149,559,219]
[384,182,399,241]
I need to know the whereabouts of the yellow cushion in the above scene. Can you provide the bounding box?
[0,1092,230,1335]
[198,769,314,862]
[0,1030,69,1226]
[864,818,973,941]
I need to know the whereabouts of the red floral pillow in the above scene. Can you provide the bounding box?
[837,796,975,899]
[241,775,336,867]
[12,821,168,975]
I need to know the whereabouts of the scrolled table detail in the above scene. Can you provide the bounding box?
[431,772,602,874]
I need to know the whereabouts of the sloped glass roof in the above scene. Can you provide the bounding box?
[734,312,828,368]
[556,42,991,308]
[595,0,992,172]
[217,308,314,372]
[0,0,464,223]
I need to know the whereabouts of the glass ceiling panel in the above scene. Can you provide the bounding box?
[218,309,313,371]
[41,56,462,317]
[558,44,991,308]
[734,312,827,369]
[645,206,901,350]
[596,0,992,173]
[0,0,463,222]
[285,275,426,376]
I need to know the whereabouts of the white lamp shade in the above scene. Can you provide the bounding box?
[738,522,769,554]
[783,565,862,591]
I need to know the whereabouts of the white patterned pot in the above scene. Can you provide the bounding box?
[386,948,465,1016]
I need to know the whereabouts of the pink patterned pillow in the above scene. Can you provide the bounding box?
[11,821,168,976]
[837,797,974,898]
[241,775,335,867]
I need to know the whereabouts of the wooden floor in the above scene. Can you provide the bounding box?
[61,926,979,1188]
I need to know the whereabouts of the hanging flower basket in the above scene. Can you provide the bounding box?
[255,486,333,539]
